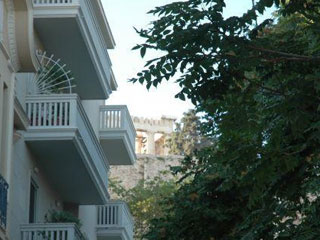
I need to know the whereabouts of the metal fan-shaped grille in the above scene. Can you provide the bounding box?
[27,51,75,95]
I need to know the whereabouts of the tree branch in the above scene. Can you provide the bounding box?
[248,45,320,61]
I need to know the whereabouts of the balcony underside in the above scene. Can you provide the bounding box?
[100,132,135,165]
[34,17,111,99]
[24,129,108,205]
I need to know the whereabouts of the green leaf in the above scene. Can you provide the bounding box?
[132,45,141,50]
[140,47,147,58]
[175,92,186,101]
[145,72,151,81]
[138,77,144,84]
[164,64,171,72]
[265,0,274,8]
[163,30,171,35]
[146,81,152,90]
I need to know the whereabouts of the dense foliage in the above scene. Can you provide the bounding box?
[131,0,320,239]
[45,210,82,228]
[110,177,177,239]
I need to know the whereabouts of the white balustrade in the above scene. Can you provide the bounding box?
[21,223,85,240]
[97,201,134,240]
[100,106,136,148]
[26,95,77,128]
[33,0,79,6]
[100,107,122,129]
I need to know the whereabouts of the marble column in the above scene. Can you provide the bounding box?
[146,131,155,154]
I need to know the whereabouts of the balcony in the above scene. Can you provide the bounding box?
[97,201,134,240]
[24,94,109,204]
[0,175,8,229]
[32,0,116,99]
[100,106,136,165]
[20,223,85,240]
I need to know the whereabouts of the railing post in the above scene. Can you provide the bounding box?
[118,204,123,227]
[69,97,77,128]
[69,226,75,240]
[121,107,126,129]
[97,206,100,225]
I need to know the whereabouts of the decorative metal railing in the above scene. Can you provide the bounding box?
[0,174,8,229]
[20,223,85,240]
[97,201,134,240]
[100,105,136,149]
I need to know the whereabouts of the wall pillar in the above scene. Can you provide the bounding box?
[3,75,14,181]
[0,0,4,42]
[0,79,4,175]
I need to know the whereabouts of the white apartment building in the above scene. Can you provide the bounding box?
[0,1,136,240]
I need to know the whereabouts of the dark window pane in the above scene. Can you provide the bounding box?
[29,181,37,223]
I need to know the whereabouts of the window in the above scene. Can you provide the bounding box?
[0,82,8,173]
[29,179,38,223]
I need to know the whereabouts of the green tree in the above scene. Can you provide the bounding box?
[110,177,177,239]
[167,109,211,155]
[130,0,320,239]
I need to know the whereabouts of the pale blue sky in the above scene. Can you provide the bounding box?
[101,0,274,119]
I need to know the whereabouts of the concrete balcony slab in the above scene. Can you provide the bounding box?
[99,106,136,165]
[24,94,109,205]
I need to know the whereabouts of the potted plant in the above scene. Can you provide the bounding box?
[45,210,82,228]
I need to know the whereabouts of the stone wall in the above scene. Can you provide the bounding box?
[110,154,183,189]
[110,115,183,190]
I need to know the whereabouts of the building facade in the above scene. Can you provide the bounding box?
[0,1,135,239]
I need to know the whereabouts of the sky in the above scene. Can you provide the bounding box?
[101,0,274,120]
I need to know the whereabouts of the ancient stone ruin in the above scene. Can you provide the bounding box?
[133,115,176,155]
[109,115,183,189]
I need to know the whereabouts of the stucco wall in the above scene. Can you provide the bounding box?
[79,205,97,240]
[82,100,104,138]
[8,134,63,240]
[0,43,13,178]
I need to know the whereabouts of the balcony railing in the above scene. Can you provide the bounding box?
[100,105,136,148]
[33,0,79,6]
[97,202,134,240]
[0,174,8,229]
[26,95,76,129]
[21,223,85,240]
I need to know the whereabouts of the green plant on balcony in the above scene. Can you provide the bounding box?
[44,210,82,228]
[36,210,88,240]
